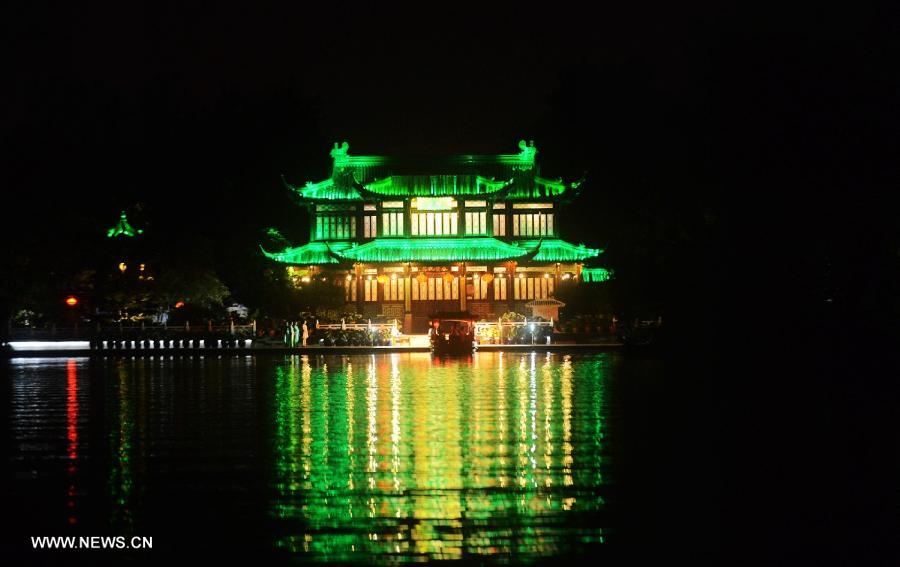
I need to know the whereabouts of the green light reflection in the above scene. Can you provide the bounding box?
[271,352,608,562]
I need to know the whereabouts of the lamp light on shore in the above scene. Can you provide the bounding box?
[65,296,78,307]
[118,262,127,273]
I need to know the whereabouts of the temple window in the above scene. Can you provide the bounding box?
[411,276,459,300]
[363,214,377,238]
[512,212,553,236]
[382,277,405,301]
[513,275,553,300]
[411,211,457,236]
[363,278,378,302]
[344,278,357,302]
[492,214,506,236]
[471,273,490,299]
[316,215,356,239]
[493,276,508,300]
[381,211,404,236]
[465,211,487,235]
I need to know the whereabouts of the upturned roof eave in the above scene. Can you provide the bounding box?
[327,237,538,263]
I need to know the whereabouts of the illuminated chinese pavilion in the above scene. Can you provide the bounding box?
[262,141,605,332]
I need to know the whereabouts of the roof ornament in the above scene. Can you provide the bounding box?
[330,141,351,169]
[516,140,537,167]
[106,210,143,238]
[571,173,586,189]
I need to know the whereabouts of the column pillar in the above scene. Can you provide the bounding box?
[507,260,517,313]
[554,262,561,298]
[404,263,412,333]
[459,262,467,312]
[355,263,363,314]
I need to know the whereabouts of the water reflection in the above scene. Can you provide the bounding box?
[271,352,608,562]
[65,359,79,525]
[108,359,140,531]
[6,352,610,562]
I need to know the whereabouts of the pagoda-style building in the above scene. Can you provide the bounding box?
[262,141,606,333]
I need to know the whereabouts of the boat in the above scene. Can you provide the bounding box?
[428,311,477,355]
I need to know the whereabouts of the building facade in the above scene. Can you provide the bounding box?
[262,141,607,333]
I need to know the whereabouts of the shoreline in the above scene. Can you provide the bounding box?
[2,342,624,358]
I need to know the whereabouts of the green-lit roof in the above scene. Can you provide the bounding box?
[582,267,613,282]
[360,175,513,198]
[333,238,536,263]
[513,239,602,262]
[260,241,354,265]
[262,238,602,265]
[106,211,143,238]
[283,140,583,202]
[285,178,362,201]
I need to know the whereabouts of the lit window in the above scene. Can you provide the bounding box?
[472,274,489,300]
[413,277,459,300]
[381,212,404,236]
[511,212,554,236]
[382,278,405,301]
[512,203,553,210]
[465,211,487,235]
[511,276,552,299]
[492,214,506,236]
[344,278,357,302]
[493,276,507,300]
[316,215,355,239]
[364,279,378,302]
[411,212,457,236]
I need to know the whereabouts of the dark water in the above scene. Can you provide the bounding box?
[2,352,657,564]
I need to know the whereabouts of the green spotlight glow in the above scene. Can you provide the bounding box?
[329,238,535,263]
[513,239,603,262]
[106,211,143,238]
[261,241,354,265]
[282,141,582,202]
[271,354,608,562]
[413,196,456,210]
[581,267,613,282]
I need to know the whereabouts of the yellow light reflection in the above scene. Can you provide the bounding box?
[271,352,607,562]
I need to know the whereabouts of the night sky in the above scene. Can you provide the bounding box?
[5,5,897,562]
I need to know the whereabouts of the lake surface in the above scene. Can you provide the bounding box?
[3,352,629,564]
